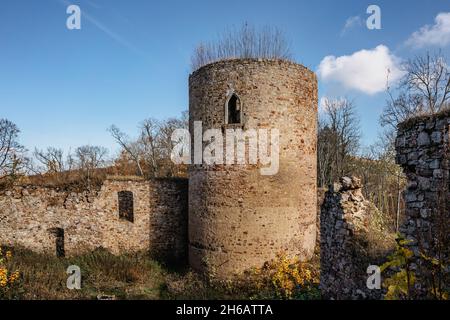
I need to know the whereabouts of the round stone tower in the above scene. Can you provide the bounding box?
[188,58,317,279]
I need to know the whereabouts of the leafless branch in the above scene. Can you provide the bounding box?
[191,23,292,71]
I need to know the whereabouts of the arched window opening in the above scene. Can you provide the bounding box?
[118,191,134,223]
[227,94,242,124]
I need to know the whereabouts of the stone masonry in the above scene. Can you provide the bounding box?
[320,176,384,300]
[0,177,188,262]
[189,58,318,279]
[1,58,319,280]
[396,109,450,298]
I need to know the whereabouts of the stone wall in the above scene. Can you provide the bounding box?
[320,177,385,300]
[0,177,188,262]
[149,178,189,263]
[188,58,317,279]
[395,109,450,298]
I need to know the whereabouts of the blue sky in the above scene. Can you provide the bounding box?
[1,0,450,155]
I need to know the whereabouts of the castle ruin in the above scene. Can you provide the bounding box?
[0,177,188,263]
[319,109,449,299]
[0,58,318,279]
[1,59,448,294]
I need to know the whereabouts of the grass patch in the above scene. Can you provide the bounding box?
[2,245,321,300]
[4,246,166,300]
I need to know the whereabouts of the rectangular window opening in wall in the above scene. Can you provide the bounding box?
[118,190,134,222]
[48,227,65,258]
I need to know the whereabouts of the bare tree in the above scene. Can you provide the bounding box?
[73,145,108,189]
[109,112,188,178]
[191,23,292,70]
[139,118,161,177]
[74,145,108,171]
[378,52,450,226]
[317,118,336,187]
[109,125,145,176]
[381,52,450,129]
[318,98,361,187]
[356,131,407,232]
[0,119,27,178]
[109,119,164,178]
[156,114,188,177]
[33,147,66,173]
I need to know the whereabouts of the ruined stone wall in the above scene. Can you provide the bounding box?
[0,177,188,261]
[189,58,317,278]
[148,178,189,263]
[320,177,385,300]
[396,109,450,298]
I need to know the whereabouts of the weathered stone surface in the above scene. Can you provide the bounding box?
[320,176,384,300]
[395,109,450,298]
[417,132,430,146]
[188,58,318,279]
[340,176,362,191]
[0,177,188,262]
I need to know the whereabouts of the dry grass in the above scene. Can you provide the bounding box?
[2,246,322,300]
[3,246,166,300]
[105,175,145,181]
[26,170,107,192]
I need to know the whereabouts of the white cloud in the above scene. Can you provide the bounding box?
[406,12,450,48]
[317,45,404,95]
[341,16,362,36]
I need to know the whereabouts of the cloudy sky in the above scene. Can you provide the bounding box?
[1,0,450,153]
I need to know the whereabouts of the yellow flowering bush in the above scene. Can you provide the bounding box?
[0,247,21,298]
[265,253,319,299]
[245,252,320,299]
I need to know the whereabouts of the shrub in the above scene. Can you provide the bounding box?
[227,252,320,300]
[191,23,292,71]
[381,235,449,300]
[0,248,21,299]
[381,235,415,300]
[255,253,320,299]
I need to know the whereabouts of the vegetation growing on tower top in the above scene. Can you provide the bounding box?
[191,23,293,71]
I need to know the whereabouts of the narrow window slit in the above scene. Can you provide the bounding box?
[48,227,65,257]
